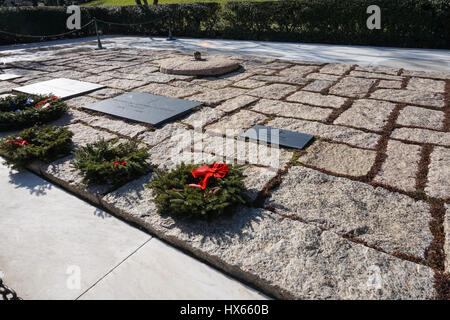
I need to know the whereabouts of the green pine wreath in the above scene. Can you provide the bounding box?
[147,162,249,219]
[72,138,151,186]
[0,93,68,131]
[0,125,74,168]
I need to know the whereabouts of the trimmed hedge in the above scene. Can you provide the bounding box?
[0,4,220,45]
[0,1,449,48]
[222,0,450,48]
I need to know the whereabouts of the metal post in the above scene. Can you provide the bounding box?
[167,21,175,41]
[94,18,104,50]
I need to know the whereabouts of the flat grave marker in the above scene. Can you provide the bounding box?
[83,92,202,126]
[13,78,105,99]
[0,73,21,81]
[240,125,314,149]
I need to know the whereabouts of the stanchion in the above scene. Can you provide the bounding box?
[167,25,175,41]
[94,17,104,50]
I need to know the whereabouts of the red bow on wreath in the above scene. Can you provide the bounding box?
[7,139,29,146]
[189,163,229,190]
[36,96,58,110]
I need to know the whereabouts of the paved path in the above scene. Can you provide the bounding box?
[1,35,449,72]
[0,160,267,300]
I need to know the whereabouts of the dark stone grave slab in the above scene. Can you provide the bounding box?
[240,125,314,149]
[83,92,202,126]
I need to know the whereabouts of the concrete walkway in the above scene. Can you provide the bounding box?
[0,160,267,300]
[1,35,449,72]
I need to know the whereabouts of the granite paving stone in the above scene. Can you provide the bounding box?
[396,106,445,129]
[279,65,319,77]
[370,89,445,108]
[215,95,258,113]
[349,71,403,81]
[205,110,267,136]
[374,140,421,192]
[354,66,401,75]
[334,99,396,131]
[137,83,199,98]
[233,79,266,89]
[267,166,433,258]
[49,108,94,126]
[181,107,225,128]
[247,83,298,100]
[187,88,247,105]
[298,141,377,176]
[320,63,353,75]
[101,78,148,90]
[138,122,189,146]
[251,75,309,86]
[101,181,436,299]
[302,80,334,92]
[88,88,125,100]
[250,99,332,121]
[391,128,450,146]
[406,77,447,93]
[65,95,99,108]
[287,91,347,108]
[425,147,450,199]
[192,78,234,89]
[305,73,340,82]
[242,165,277,201]
[40,155,113,204]
[377,80,403,89]
[401,70,450,80]
[329,77,377,98]
[82,116,147,138]
[66,122,117,148]
[268,117,380,149]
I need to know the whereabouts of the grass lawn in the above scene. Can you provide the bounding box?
[84,0,274,6]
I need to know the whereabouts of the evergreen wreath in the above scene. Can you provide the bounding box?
[72,138,151,186]
[147,162,249,219]
[0,93,68,131]
[0,125,74,168]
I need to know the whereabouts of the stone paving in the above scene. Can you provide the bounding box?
[1,47,449,299]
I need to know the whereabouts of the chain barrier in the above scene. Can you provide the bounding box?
[0,19,95,39]
[0,278,22,300]
[0,14,171,45]
[95,14,170,26]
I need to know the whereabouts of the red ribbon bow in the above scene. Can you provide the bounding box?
[189,163,229,190]
[36,96,58,109]
[7,139,29,146]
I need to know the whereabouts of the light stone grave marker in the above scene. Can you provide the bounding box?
[0,73,21,81]
[83,92,202,126]
[13,78,105,99]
